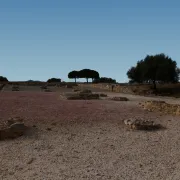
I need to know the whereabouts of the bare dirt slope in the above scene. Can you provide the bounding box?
[0,91,180,180]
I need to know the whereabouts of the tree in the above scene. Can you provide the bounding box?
[79,69,99,83]
[0,76,8,82]
[68,69,100,83]
[127,53,180,89]
[68,71,79,83]
[127,60,145,83]
[78,69,90,83]
[90,70,100,81]
[47,78,61,83]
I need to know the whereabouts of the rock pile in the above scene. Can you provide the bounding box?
[0,117,27,140]
[124,117,162,131]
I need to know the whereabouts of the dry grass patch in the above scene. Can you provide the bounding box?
[140,100,180,115]
[64,89,100,100]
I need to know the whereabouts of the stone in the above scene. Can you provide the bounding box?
[124,118,161,131]
[10,122,27,135]
[0,122,27,140]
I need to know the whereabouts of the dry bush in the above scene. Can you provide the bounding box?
[111,97,129,101]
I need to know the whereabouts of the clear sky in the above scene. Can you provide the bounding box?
[0,0,180,82]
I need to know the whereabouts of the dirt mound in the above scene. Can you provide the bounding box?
[140,100,180,115]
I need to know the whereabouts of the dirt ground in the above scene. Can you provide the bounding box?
[0,88,180,180]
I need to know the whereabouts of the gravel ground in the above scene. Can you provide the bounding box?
[0,91,180,180]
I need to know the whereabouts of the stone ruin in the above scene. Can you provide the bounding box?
[124,117,163,131]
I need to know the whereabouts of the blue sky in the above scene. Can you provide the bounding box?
[0,0,180,82]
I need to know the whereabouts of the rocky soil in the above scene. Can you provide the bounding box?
[0,91,180,180]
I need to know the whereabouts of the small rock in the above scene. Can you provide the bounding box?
[10,122,26,135]
[9,171,14,175]
[27,158,35,164]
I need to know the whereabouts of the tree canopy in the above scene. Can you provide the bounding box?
[0,76,8,82]
[127,53,180,89]
[68,69,99,83]
[47,78,61,83]
[68,71,79,83]
[93,77,116,83]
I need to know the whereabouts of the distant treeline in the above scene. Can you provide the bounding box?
[0,76,8,82]
[93,77,116,83]
[2,53,179,89]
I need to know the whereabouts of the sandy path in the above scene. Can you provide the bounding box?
[0,91,180,180]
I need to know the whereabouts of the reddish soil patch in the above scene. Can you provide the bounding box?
[0,92,143,128]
